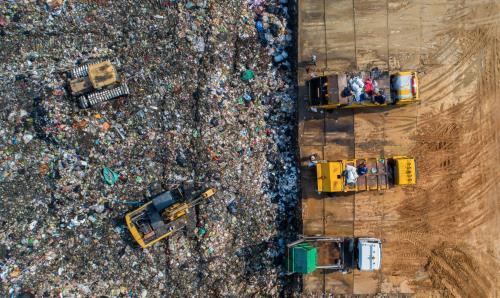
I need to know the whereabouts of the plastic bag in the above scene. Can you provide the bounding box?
[345,165,359,185]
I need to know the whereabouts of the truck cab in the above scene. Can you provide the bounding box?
[357,238,382,271]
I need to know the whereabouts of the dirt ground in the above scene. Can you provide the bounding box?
[298,0,499,296]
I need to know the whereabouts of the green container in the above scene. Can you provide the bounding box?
[241,70,254,81]
[288,243,317,274]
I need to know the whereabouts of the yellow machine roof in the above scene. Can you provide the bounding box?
[69,76,92,94]
[88,61,118,89]
[395,158,416,185]
[316,162,343,192]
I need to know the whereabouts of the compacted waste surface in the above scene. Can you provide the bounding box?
[0,0,300,296]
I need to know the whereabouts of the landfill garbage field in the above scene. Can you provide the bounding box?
[1,0,299,296]
[298,0,499,296]
[0,0,498,297]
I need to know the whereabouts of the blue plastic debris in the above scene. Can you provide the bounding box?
[255,21,264,33]
[102,167,119,185]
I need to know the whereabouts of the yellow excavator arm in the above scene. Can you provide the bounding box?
[162,188,217,220]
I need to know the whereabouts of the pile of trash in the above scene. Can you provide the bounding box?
[0,0,298,296]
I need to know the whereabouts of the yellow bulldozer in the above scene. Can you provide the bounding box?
[68,60,129,109]
[316,156,416,193]
[125,187,216,249]
[308,70,419,109]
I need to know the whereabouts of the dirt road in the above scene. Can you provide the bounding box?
[298,0,499,296]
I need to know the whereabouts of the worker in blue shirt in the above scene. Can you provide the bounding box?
[357,162,368,176]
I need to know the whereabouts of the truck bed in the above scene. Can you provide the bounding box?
[316,240,342,267]
[345,158,389,191]
[309,71,391,107]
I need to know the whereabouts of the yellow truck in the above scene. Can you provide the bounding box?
[308,70,419,109]
[68,60,129,109]
[125,187,216,248]
[316,156,416,193]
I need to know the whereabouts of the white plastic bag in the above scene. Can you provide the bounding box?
[345,165,359,185]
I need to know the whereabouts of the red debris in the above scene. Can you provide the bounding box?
[0,16,8,27]
[52,89,65,96]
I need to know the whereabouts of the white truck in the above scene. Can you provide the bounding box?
[357,238,382,271]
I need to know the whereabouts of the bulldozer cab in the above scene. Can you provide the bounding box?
[69,77,92,95]
[88,61,118,89]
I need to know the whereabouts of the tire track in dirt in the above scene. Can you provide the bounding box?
[402,101,496,294]
[418,2,499,111]
[494,10,500,298]
[386,3,500,293]
[425,245,492,298]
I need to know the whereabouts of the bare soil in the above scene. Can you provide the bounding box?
[298,0,499,296]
